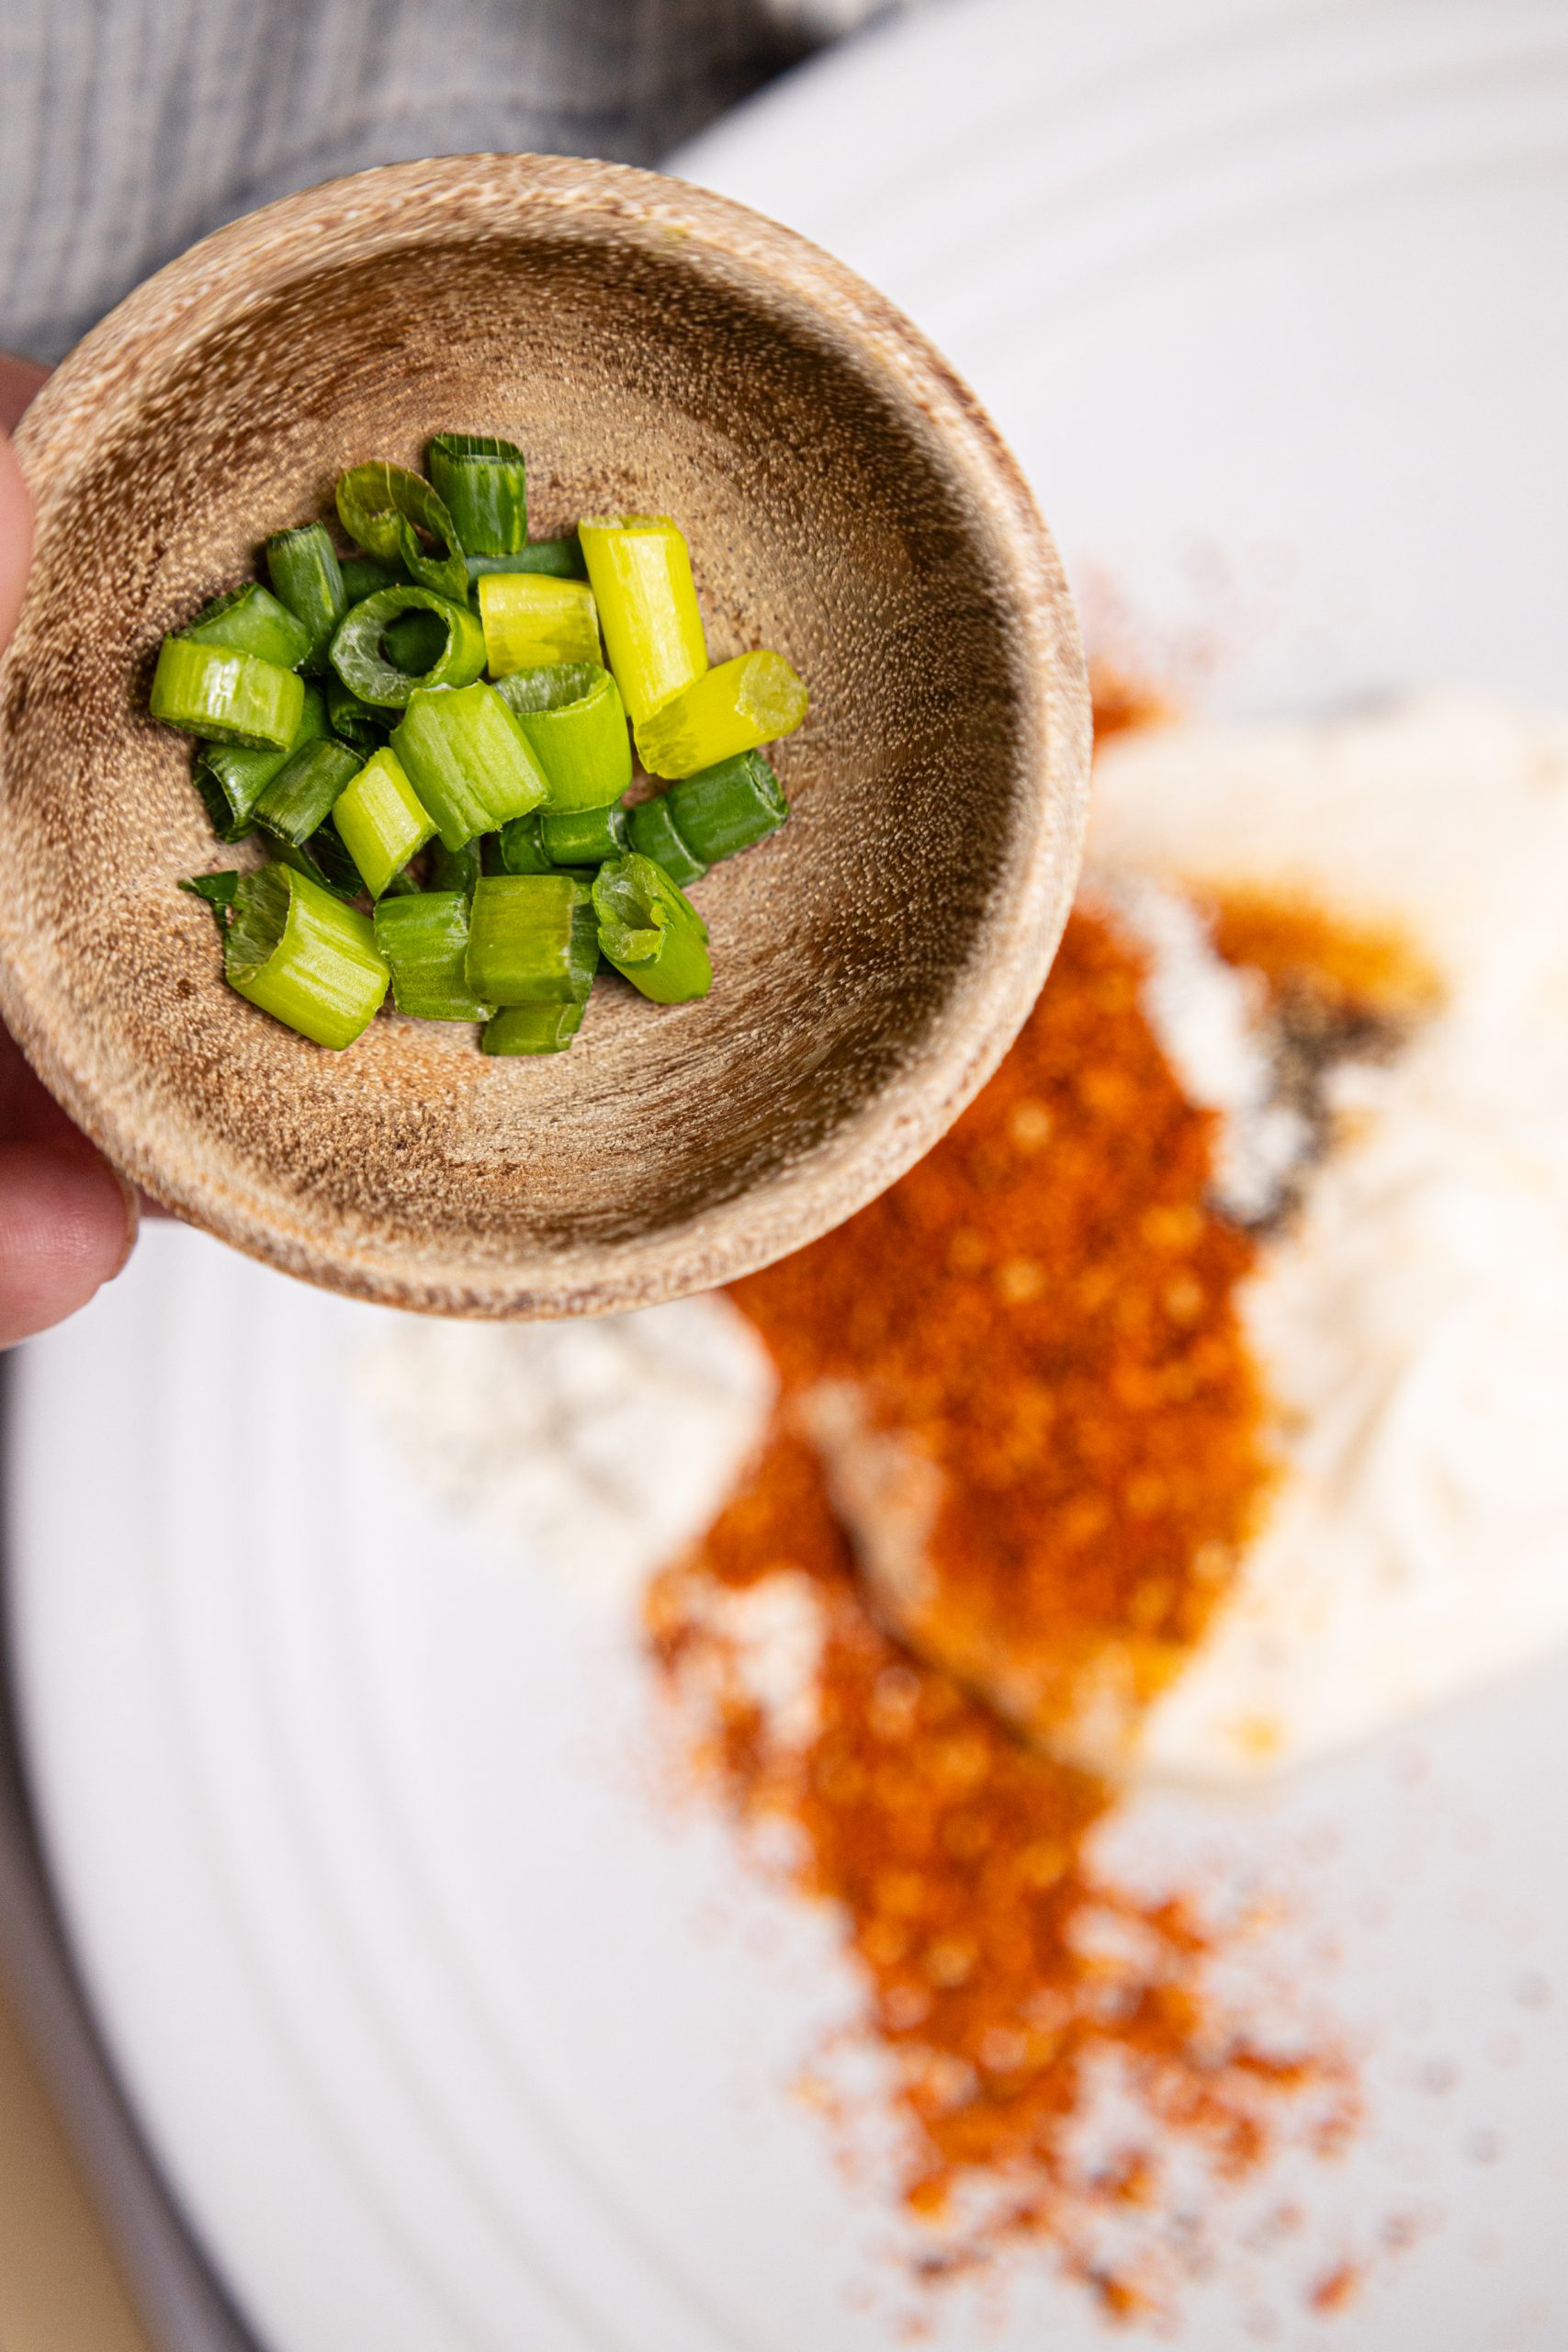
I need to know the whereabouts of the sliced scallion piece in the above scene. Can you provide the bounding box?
[667,747,788,864]
[465,537,586,585]
[374,890,494,1021]
[179,869,241,938]
[329,584,486,709]
[324,673,389,751]
[495,813,553,875]
[482,1001,585,1055]
[333,746,436,899]
[181,582,313,672]
[478,572,601,675]
[151,638,305,750]
[539,802,628,868]
[253,738,363,846]
[274,819,364,902]
[340,553,400,602]
[578,514,707,724]
[225,864,389,1048]
[265,524,348,670]
[382,605,450,677]
[496,662,632,811]
[335,460,467,601]
[466,874,599,1006]
[634,650,807,780]
[427,837,483,897]
[195,681,329,841]
[390,682,548,851]
[626,794,707,888]
[592,853,712,1003]
[428,433,527,558]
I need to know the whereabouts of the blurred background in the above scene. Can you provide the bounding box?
[2,3,1566,2348]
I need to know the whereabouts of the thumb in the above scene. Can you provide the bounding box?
[0,423,30,654]
[0,1142,138,1347]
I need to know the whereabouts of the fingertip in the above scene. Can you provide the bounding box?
[0,1142,138,1348]
[0,424,32,652]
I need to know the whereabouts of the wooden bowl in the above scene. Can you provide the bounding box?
[0,156,1089,1317]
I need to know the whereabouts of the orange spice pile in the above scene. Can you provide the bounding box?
[649,901,1360,2313]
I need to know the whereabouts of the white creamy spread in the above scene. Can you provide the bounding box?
[1085,693,1568,1779]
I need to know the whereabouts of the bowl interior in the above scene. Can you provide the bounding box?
[0,162,1086,1313]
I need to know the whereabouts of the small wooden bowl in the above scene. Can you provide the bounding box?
[0,156,1089,1317]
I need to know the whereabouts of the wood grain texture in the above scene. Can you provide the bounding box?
[0,155,1089,1317]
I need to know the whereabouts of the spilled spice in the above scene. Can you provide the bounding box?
[649,902,1361,2315]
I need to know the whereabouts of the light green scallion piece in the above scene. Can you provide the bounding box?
[180,582,313,672]
[592,853,712,1003]
[373,890,494,1021]
[633,650,807,780]
[478,571,601,674]
[265,524,349,670]
[495,662,632,811]
[482,1001,585,1055]
[465,874,599,1006]
[333,745,436,899]
[390,682,548,852]
[151,638,304,751]
[335,460,467,600]
[427,433,527,558]
[328,584,487,710]
[224,864,389,1048]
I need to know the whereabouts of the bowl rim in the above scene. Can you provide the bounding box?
[0,152,1091,1318]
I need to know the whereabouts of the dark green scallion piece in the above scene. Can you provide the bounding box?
[626,793,707,888]
[482,1001,585,1055]
[592,853,712,1004]
[495,814,554,875]
[325,673,389,752]
[374,890,494,1022]
[340,554,401,602]
[665,748,788,865]
[466,874,599,1006]
[265,524,348,671]
[335,461,467,601]
[328,585,486,710]
[538,802,628,868]
[428,433,527,559]
[195,682,329,841]
[427,837,483,897]
[273,820,365,903]
[382,605,450,677]
[465,537,586,585]
[180,582,313,672]
[253,739,363,847]
[179,869,241,939]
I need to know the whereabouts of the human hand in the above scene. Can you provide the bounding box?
[0,359,138,1345]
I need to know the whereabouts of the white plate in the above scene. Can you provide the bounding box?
[10,4,1568,2346]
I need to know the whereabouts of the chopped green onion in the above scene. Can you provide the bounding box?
[265,524,348,670]
[335,460,467,601]
[341,554,400,601]
[539,802,629,867]
[495,813,553,875]
[667,747,789,863]
[578,514,707,724]
[333,746,436,899]
[626,794,707,888]
[427,433,527,558]
[592,853,712,1003]
[253,738,363,846]
[374,890,494,1021]
[496,662,632,811]
[151,638,305,750]
[390,681,548,850]
[225,864,389,1048]
[273,820,364,902]
[324,673,389,751]
[478,572,602,674]
[482,1001,585,1055]
[634,650,807,780]
[465,537,586,585]
[427,837,482,896]
[328,584,486,709]
[466,874,599,1005]
[180,582,313,672]
[383,606,450,676]
[179,869,241,938]
[195,681,329,841]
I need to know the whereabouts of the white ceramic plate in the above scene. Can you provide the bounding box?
[10,3,1568,2346]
